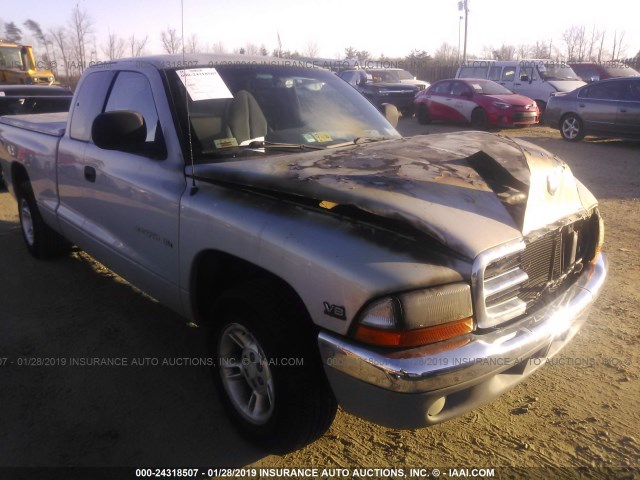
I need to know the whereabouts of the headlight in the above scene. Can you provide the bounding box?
[353,283,475,347]
[492,101,511,109]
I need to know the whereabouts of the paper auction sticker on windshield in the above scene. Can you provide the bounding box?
[176,68,233,101]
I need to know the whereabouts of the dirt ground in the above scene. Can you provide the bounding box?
[0,120,638,478]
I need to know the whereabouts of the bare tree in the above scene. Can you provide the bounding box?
[102,32,126,60]
[211,41,226,54]
[160,27,180,54]
[516,44,531,60]
[303,40,319,58]
[68,4,93,72]
[186,34,199,54]
[530,41,550,59]
[128,34,148,57]
[50,27,71,79]
[492,44,516,61]
[244,43,260,55]
[562,25,587,61]
[260,44,268,56]
[433,42,457,63]
[611,30,626,60]
[4,22,23,43]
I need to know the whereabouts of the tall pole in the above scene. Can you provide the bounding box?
[462,0,469,63]
[458,16,462,64]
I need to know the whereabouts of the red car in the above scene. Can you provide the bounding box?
[414,78,539,128]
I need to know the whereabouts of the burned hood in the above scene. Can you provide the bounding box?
[192,132,591,259]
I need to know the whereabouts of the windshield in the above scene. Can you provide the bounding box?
[368,70,401,83]
[167,65,400,163]
[0,46,23,69]
[396,70,414,80]
[538,64,580,81]
[604,65,640,77]
[468,80,513,95]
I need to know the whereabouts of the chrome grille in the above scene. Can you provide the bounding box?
[473,212,600,329]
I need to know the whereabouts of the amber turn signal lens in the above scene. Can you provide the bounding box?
[354,317,474,348]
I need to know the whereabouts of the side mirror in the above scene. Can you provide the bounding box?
[382,103,399,128]
[92,111,147,151]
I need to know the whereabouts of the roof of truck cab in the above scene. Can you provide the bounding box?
[95,54,323,71]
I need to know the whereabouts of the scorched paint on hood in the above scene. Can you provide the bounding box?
[191,131,591,259]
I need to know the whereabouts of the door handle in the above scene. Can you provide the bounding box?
[515,83,522,86]
[579,104,585,108]
[620,108,627,113]
[84,166,96,183]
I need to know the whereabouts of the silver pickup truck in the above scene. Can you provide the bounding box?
[0,55,607,452]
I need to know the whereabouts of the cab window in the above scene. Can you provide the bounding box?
[501,67,516,82]
[69,71,114,142]
[488,66,502,81]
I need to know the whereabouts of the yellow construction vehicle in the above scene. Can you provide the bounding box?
[0,41,56,85]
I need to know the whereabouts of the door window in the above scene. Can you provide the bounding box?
[623,80,640,101]
[105,71,160,143]
[433,81,452,94]
[579,82,624,100]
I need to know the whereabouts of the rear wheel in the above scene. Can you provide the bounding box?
[417,104,431,125]
[211,281,337,452]
[470,108,488,129]
[560,114,585,142]
[16,183,70,259]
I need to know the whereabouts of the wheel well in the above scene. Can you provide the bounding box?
[190,250,311,326]
[11,162,30,191]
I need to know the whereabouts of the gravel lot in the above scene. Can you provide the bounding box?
[0,119,638,478]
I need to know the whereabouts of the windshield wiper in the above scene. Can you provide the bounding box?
[250,140,327,151]
[353,136,390,144]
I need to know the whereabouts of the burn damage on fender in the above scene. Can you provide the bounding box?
[190,131,588,259]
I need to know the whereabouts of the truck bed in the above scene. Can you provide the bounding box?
[0,112,68,137]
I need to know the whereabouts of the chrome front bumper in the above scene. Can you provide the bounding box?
[318,254,607,429]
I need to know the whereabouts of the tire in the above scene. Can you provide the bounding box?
[417,104,431,125]
[16,182,70,259]
[470,108,488,129]
[211,281,337,453]
[560,114,585,142]
[535,100,547,123]
[400,107,414,118]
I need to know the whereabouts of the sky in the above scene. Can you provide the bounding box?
[2,0,639,61]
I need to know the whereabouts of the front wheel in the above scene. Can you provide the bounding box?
[560,114,585,142]
[470,108,488,129]
[212,281,337,452]
[416,104,431,125]
[17,183,70,259]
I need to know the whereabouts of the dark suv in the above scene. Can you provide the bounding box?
[338,69,419,115]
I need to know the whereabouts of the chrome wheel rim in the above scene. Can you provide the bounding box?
[19,198,35,247]
[562,117,579,139]
[218,323,275,425]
